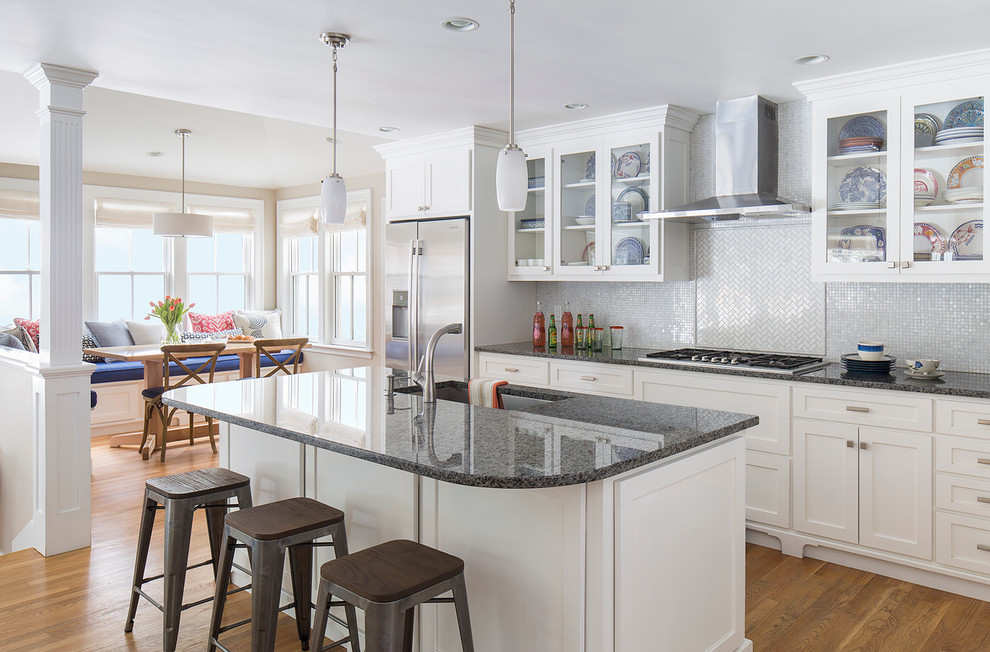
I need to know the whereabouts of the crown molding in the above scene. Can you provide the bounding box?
[795,48,990,102]
[24,63,99,90]
[374,125,508,159]
[516,105,701,146]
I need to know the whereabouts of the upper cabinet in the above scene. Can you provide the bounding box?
[798,53,990,281]
[384,148,472,220]
[511,106,698,282]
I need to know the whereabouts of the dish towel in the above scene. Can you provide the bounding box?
[468,378,507,409]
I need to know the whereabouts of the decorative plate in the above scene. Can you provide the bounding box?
[913,222,946,256]
[584,153,596,180]
[613,237,644,265]
[914,168,939,196]
[904,369,946,379]
[915,116,937,147]
[615,152,642,178]
[616,186,649,217]
[949,220,984,259]
[944,99,985,129]
[838,166,887,203]
[839,115,885,140]
[917,112,943,131]
[838,224,886,260]
[584,194,596,217]
[946,155,983,189]
[582,241,596,265]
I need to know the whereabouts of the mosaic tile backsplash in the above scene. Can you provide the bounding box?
[536,99,990,373]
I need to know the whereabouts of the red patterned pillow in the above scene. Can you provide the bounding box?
[13,317,40,350]
[188,310,235,333]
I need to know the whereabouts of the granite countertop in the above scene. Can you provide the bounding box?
[162,367,757,489]
[476,342,990,400]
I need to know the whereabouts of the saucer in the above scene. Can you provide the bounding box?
[904,369,945,379]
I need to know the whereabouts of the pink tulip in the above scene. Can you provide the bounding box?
[149,301,155,307]
[144,316,150,320]
[188,303,195,308]
[158,301,163,307]
[169,305,175,311]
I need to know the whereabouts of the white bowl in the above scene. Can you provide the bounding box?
[574,216,595,226]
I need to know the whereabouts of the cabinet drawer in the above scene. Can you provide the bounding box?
[936,435,990,481]
[936,399,990,439]
[792,386,932,432]
[936,511,990,576]
[936,473,990,519]
[550,362,633,397]
[478,355,549,386]
[746,451,790,529]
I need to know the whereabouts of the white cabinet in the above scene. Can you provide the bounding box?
[793,418,933,558]
[550,360,633,397]
[792,384,933,432]
[385,148,471,220]
[478,353,550,387]
[507,148,553,279]
[745,451,791,529]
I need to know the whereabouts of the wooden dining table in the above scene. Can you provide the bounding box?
[84,340,309,459]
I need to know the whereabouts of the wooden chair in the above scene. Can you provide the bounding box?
[140,342,226,462]
[253,337,308,378]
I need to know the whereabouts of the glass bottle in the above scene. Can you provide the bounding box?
[588,313,596,330]
[576,314,584,330]
[548,314,558,348]
[561,302,574,347]
[533,301,546,347]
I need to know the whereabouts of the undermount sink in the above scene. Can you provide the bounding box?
[394,380,561,410]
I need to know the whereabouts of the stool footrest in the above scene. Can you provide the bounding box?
[140,557,215,585]
[317,635,356,652]
[216,600,301,636]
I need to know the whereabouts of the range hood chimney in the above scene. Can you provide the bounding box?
[647,95,808,221]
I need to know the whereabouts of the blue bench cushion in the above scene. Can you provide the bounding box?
[90,351,303,384]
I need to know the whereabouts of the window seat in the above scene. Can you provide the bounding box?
[90,351,303,384]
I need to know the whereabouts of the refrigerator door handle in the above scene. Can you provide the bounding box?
[409,238,423,374]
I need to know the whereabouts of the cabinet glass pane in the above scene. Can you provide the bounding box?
[911,95,984,265]
[559,150,596,267]
[513,157,546,270]
[825,110,890,264]
[609,142,651,267]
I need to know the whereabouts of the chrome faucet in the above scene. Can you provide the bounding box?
[423,322,463,403]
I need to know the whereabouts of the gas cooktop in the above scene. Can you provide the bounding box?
[637,348,829,375]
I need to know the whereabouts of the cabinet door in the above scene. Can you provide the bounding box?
[425,148,471,215]
[508,147,553,279]
[793,418,859,543]
[553,139,603,277]
[386,155,426,220]
[858,427,933,559]
[746,451,791,528]
[602,134,658,277]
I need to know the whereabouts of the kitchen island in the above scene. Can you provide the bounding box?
[164,367,758,652]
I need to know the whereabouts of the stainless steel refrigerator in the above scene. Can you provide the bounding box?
[385,217,469,378]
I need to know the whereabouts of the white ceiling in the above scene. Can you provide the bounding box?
[1,0,989,188]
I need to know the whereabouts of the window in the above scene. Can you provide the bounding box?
[288,235,319,339]
[186,232,252,314]
[0,188,40,325]
[329,229,367,346]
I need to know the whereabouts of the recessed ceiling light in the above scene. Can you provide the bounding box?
[325,136,342,144]
[563,103,589,110]
[793,54,830,65]
[441,17,480,32]
[147,151,164,157]
[378,126,400,133]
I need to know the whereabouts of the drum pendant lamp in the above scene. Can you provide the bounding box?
[152,129,213,237]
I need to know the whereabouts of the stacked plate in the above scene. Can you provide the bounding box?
[831,201,884,211]
[839,136,884,154]
[934,99,984,145]
[915,113,942,147]
[841,353,896,375]
[935,127,984,145]
[914,168,938,206]
[944,187,984,204]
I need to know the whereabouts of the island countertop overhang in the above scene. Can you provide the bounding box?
[162,366,758,489]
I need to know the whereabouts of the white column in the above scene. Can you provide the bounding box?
[19,63,98,556]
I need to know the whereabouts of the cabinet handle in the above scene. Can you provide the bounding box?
[417,206,426,212]
[901,261,911,269]
[886,261,896,269]
[542,266,550,272]
[602,265,610,271]
[978,419,990,426]
[504,367,519,373]
[424,205,430,211]
[846,440,855,448]
[977,496,990,504]
[977,458,990,466]
[593,265,602,271]
[846,406,870,413]
[860,441,869,450]
[580,376,597,381]
[978,544,990,553]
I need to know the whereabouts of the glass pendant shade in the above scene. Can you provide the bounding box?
[496,145,528,211]
[319,174,347,224]
[152,211,213,238]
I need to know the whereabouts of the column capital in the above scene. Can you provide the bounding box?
[24,63,98,90]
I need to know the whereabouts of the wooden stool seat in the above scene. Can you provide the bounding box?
[224,496,344,541]
[145,467,250,500]
[320,539,465,603]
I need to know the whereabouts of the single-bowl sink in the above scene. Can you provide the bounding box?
[394,380,565,410]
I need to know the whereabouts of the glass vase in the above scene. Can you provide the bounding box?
[162,321,181,345]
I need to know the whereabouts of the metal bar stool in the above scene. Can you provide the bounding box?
[124,467,253,652]
[208,497,359,652]
[312,539,474,652]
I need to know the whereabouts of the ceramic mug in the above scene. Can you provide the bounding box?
[906,358,940,373]
[612,201,632,222]
[857,341,889,361]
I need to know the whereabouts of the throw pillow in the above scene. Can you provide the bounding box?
[2,324,35,352]
[0,332,25,351]
[232,309,283,339]
[180,327,243,342]
[84,318,135,348]
[125,319,164,346]
[82,332,105,363]
[13,317,40,350]
[188,310,235,333]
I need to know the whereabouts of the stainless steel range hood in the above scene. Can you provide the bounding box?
[647,95,809,221]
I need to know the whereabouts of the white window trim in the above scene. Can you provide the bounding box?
[0,177,42,323]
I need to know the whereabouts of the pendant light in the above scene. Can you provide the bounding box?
[495,0,528,212]
[318,32,350,225]
[152,129,213,238]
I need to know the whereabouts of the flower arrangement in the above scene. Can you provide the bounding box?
[146,296,194,345]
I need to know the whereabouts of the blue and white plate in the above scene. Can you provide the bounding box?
[616,186,648,217]
[839,116,885,140]
[585,194,596,217]
[944,100,984,129]
[615,152,642,178]
[949,220,983,260]
[838,225,887,260]
[584,153,596,180]
[613,237,644,265]
[839,166,887,203]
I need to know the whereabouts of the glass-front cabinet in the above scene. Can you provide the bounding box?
[808,76,987,280]
[606,137,653,275]
[507,147,552,279]
[554,140,600,277]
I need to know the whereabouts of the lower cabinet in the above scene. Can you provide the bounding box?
[793,418,933,559]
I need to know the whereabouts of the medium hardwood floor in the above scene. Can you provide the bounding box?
[3,436,990,650]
